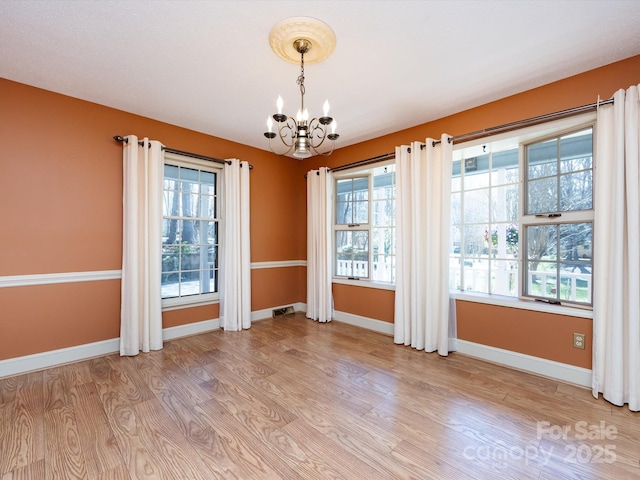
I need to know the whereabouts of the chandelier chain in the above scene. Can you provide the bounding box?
[297,51,305,111]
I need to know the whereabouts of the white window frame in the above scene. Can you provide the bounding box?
[162,152,222,309]
[332,159,396,289]
[450,112,596,311]
[521,123,595,306]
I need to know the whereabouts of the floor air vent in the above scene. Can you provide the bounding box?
[272,306,295,317]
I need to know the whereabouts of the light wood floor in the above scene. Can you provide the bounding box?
[1,313,639,479]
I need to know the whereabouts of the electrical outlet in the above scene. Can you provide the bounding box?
[573,333,586,349]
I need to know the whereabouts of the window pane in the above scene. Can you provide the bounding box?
[491,148,519,185]
[560,129,592,173]
[371,228,394,282]
[463,225,488,256]
[373,200,394,227]
[201,171,216,187]
[527,225,557,261]
[463,189,489,224]
[559,223,592,263]
[464,258,489,293]
[527,177,558,214]
[206,221,218,247]
[493,223,519,258]
[560,172,592,211]
[451,175,461,193]
[335,230,369,278]
[491,260,519,296]
[373,168,395,199]
[527,262,558,299]
[336,201,351,224]
[164,165,179,181]
[451,192,461,225]
[181,167,199,183]
[451,225,461,256]
[560,263,592,303]
[464,169,490,190]
[162,218,180,244]
[353,201,369,224]
[528,138,557,180]
[491,185,518,222]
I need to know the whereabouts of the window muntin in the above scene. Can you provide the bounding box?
[162,158,220,302]
[334,163,396,283]
[452,121,594,306]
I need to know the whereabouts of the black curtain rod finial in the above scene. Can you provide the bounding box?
[114,135,128,143]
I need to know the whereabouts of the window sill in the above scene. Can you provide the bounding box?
[332,278,395,291]
[450,291,593,319]
[162,296,219,312]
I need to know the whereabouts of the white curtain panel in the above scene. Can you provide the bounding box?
[593,85,640,411]
[120,136,164,356]
[220,159,252,331]
[394,135,453,355]
[306,167,333,322]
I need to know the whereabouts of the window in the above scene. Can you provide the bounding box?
[451,118,594,306]
[334,162,396,283]
[162,154,221,304]
[450,143,520,296]
[523,128,593,304]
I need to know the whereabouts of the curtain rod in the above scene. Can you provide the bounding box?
[431,99,613,146]
[315,98,615,173]
[304,152,396,178]
[112,136,253,169]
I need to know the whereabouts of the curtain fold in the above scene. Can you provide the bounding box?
[120,135,164,356]
[306,167,333,322]
[220,159,252,331]
[593,85,640,411]
[394,134,453,355]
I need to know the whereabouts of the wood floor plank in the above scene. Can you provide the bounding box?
[69,382,123,479]
[192,400,303,479]
[1,459,45,480]
[44,405,88,479]
[0,374,44,476]
[43,367,72,412]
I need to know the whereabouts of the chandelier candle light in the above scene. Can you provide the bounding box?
[264,17,339,158]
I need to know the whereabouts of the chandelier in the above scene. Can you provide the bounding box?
[264,17,340,159]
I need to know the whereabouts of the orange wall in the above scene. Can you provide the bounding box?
[303,54,640,366]
[456,301,592,369]
[0,79,305,360]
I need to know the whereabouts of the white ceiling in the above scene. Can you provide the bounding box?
[2,0,640,153]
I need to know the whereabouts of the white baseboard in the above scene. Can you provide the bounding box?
[456,339,592,388]
[163,318,220,341]
[0,338,121,379]
[333,310,394,335]
[328,311,590,388]
[0,316,223,379]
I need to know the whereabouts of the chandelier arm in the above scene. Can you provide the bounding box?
[276,117,297,148]
[268,135,294,156]
[307,118,328,149]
